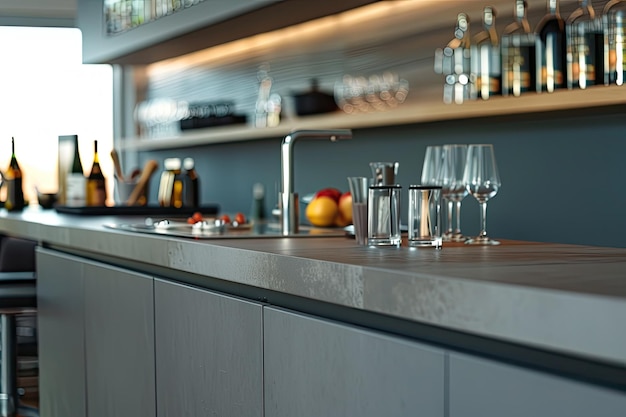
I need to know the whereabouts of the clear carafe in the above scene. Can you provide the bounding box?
[602,0,626,85]
[471,6,501,100]
[434,13,472,104]
[566,0,604,89]
[501,0,537,96]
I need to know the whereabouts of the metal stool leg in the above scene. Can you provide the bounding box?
[0,313,16,417]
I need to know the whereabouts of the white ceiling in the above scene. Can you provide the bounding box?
[0,0,77,19]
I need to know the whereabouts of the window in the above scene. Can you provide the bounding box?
[0,26,113,205]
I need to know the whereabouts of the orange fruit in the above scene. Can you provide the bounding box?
[306,196,338,227]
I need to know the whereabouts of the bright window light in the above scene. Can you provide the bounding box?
[0,26,114,205]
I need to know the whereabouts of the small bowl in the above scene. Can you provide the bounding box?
[37,192,58,209]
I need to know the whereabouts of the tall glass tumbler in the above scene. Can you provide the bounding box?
[347,176,369,246]
[408,185,442,249]
[367,184,402,247]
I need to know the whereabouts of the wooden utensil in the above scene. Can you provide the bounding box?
[126,160,159,206]
[111,149,125,181]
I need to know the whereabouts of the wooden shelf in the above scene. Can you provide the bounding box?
[120,85,626,151]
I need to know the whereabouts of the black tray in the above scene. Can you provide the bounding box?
[54,204,220,216]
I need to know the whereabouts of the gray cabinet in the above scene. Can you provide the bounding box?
[36,249,156,417]
[154,279,263,417]
[83,262,156,417]
[263,307,445,417]
[449,352,626,417]
[36,249,87,417]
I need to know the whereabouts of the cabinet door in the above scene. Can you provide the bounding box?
[36,249,86,417]
[83,261,156,417]
[154,279,263,417]
[264,307,445,417]
[449,352,626,417]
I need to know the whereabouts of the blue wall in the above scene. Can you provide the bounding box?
[140,108,626,248]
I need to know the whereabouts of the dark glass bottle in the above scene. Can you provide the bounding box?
[602,0,626,85]
[66,135,86,206]
[502,0,537,96]
[566,0,604,89]
[535,0,567,92]
[86,140,107,206]
[182,157,199,207]
[5,137,25,212]
[471,6,501,100]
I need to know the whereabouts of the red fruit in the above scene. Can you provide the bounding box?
[220,214,231,224]
[314,187,342,202]
[234,212,246,224]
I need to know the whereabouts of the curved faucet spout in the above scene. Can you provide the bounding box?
[280,129,353,235]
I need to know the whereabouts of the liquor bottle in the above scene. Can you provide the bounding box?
[5,137,25,212]
[535,0,567,92]
[602,0,626,85]
[502,0,537,96]
[434,13,472,104]
[65,135,86,207]
[471,6,501,100]
[182,157,200,207]
[171,158,184,208]
[566,0,604,89]
[86,140,107,206]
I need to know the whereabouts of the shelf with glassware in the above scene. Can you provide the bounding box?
[118,84,626,152]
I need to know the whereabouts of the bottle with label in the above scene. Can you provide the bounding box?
[86,140,107,206]
[602,0,626,85]
[502,0,537,96]
[566,0,603,89]
[434,13,472,104]
[182,157,200,208]
[66,135,86,206]
[5,137,25,212]
[471,6,501,100]
[170,158,184,208]
[535,0,567,92]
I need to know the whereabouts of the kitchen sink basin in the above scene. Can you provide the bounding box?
[104,219,348,239]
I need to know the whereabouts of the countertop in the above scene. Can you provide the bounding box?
[2,207,626,371]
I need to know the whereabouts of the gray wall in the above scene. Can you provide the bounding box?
[139,108,626,248]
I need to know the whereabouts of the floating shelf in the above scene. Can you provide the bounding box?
[120,85,626,151]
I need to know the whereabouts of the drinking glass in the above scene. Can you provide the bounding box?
[420,146,443,186]
[463,144,501,245]
[440,144,468,241]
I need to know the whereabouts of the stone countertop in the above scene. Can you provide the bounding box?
[2,208,626,368]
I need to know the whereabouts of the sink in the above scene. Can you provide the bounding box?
[104,220,348,239]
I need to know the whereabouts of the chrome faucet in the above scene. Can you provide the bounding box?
[279,129,353,235]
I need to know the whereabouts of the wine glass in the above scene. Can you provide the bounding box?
[420,146,443,186]
[440,144,468,241]
[463,144,501,245]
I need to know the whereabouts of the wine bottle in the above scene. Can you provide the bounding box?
[502,0,537,96]
[471,6,501,100]
[535,0,567,92]
[5,137,25,212]
[86,140,107,206]
[602,0,626,85]
[65,135,86,207]
[182,157,199,208]
[434,13,472,104]
[566,0,604,89]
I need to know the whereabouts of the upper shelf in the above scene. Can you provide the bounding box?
[120,85,626,151]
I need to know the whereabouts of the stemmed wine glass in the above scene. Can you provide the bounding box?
[440,144,468,241]
[420,146,443,186]
[463,144,501,245]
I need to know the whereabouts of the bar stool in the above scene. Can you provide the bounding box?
[0,237,37,417]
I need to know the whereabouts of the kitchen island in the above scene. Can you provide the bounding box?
[1,208,625,416]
